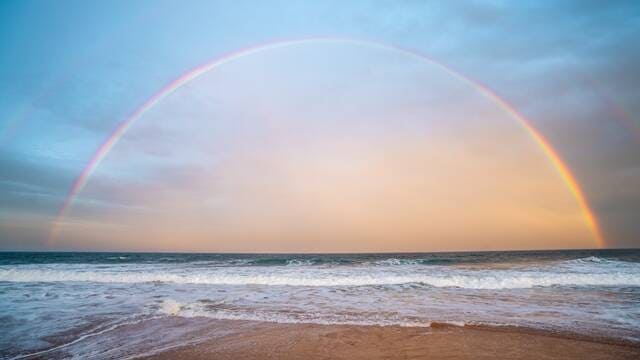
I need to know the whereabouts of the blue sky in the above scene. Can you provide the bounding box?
[1,0,639,250]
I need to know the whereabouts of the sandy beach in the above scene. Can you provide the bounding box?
[3,251,640,359]
[143,321,640,360]
[4,1,640,359]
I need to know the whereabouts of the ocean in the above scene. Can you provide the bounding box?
[1,249,639,359]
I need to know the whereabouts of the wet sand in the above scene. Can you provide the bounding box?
[143,321,640,360]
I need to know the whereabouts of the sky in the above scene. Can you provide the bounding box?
[0,0,639,252]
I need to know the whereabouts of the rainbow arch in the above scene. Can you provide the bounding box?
[48,37,606,247]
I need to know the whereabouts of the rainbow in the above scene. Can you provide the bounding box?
[48,37,606,247]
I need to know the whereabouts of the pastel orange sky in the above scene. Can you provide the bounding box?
[3,2,640,251]
[49,43,598,252]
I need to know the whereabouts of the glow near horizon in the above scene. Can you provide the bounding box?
[48,38,603,250]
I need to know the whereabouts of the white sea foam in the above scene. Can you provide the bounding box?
[157,299,433,327]
[160,299,182,316]
[2,266,639,289]
[154,299,488,329]
[370,258,420,266]
[286,259,315,266]
[563,256,632,265]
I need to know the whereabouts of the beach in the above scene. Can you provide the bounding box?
[4,1,640,359]
[144,321,640,360]
[2,250,639,359]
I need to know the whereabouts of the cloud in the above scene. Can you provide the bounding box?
[1,0,639,249]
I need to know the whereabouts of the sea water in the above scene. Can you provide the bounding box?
[1,250,639,359]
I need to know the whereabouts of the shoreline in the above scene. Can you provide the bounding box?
[438,321,640,348]
[8,317,640,359]
[139,319,640,360]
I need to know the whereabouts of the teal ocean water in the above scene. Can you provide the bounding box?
[1,249,639,359]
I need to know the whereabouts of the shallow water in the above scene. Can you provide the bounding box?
[1,249,639,359]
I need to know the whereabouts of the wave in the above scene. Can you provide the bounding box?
[106,256,129,260]
[192,256,639,268]
[154,299,517,331]
[156,299,435,327]
[369,258,454,266]
[2,268,639,289]
[247,256,637,267]
[575,256,607,263]
[561,256,640,268]
[248,258,357,266]
[5,252,638,267]
[563,256,629,265]
[153,298,640,346]
[200,257,454,267]
[189,257,353,267]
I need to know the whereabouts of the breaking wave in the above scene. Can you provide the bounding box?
[2,267,639,289]
[156,298,464,328]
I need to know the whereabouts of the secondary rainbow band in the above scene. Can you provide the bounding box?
[48,37,605,247]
